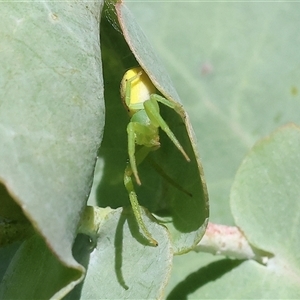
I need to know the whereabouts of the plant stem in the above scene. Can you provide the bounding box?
[194,222,271,265]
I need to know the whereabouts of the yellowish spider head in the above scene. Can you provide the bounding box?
[120,67,156,116]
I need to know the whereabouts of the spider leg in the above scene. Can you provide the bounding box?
[124,147,158,247]
[144,96,190,162]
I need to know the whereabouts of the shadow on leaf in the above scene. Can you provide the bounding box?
[167,258,243,300]
[64,234,93,300]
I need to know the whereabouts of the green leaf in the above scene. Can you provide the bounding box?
[70,206,173,299]
[229,124,300,297]
[0,1,104,296]
[0,183,34,246]
[231,124,300,255]
[193,124,300,298]
[0,235,78,300]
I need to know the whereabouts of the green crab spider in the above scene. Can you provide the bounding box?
[120,67,190,246]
